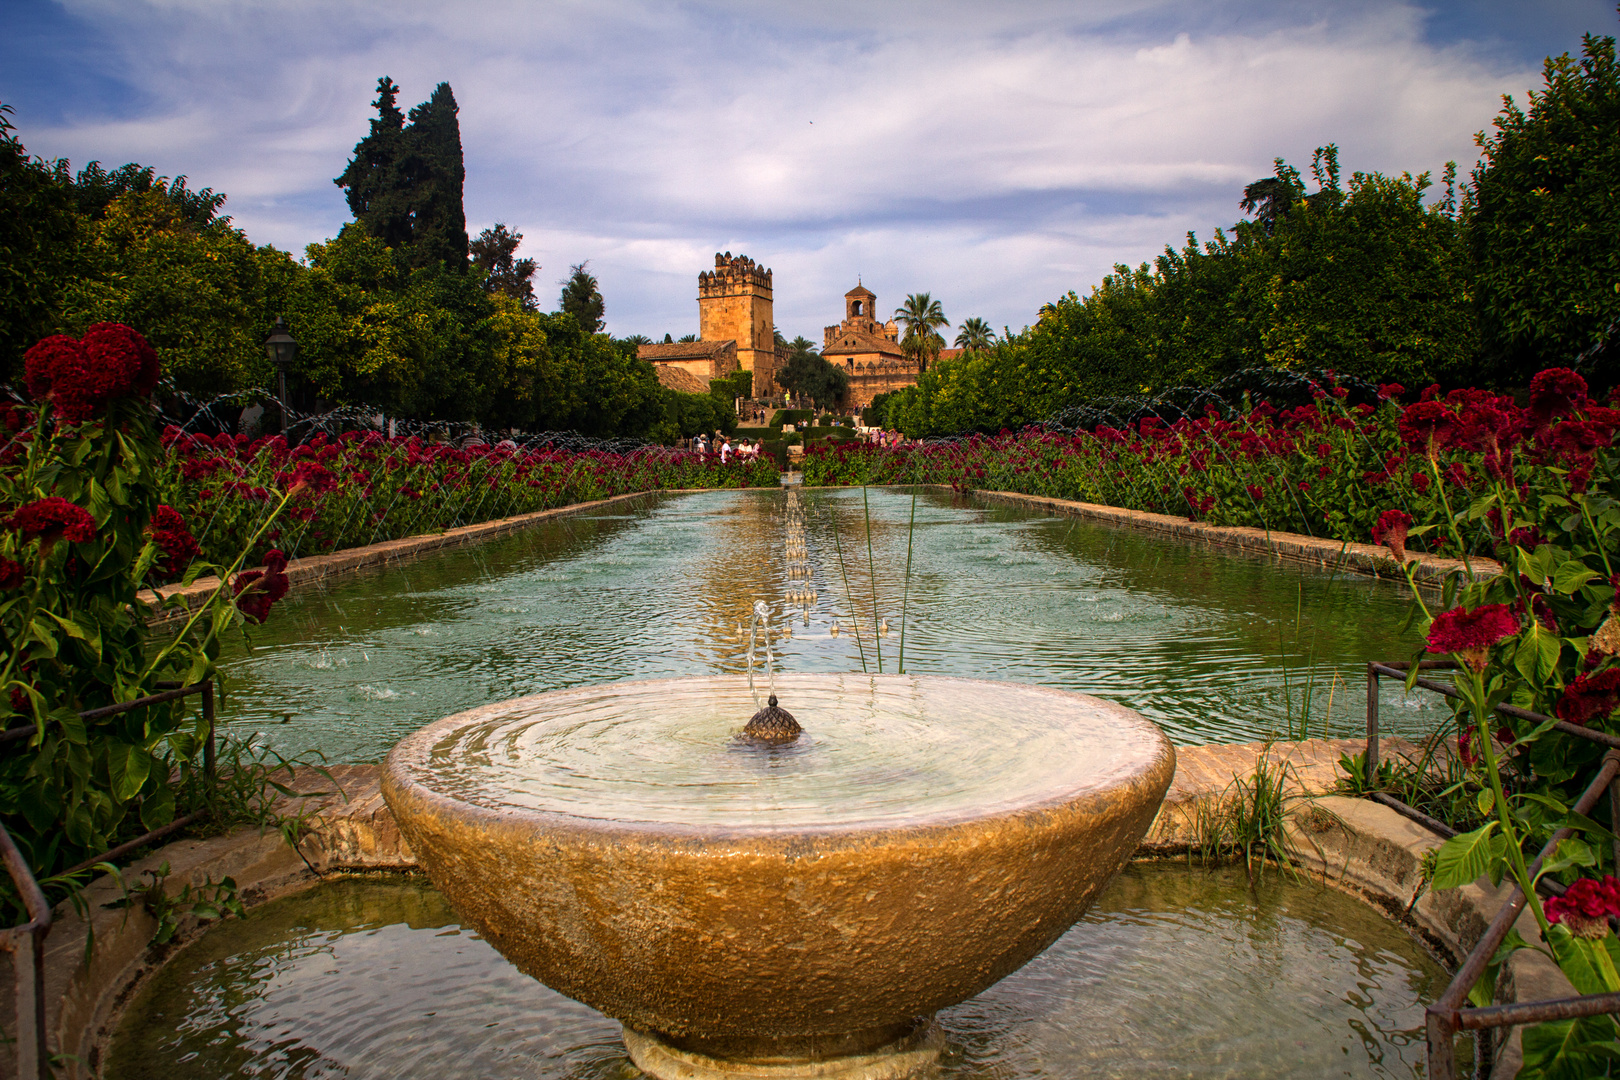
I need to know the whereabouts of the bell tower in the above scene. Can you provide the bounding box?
[698,252,776,397]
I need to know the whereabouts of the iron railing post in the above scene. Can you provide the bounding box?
[1366,662,1380,774]
[0,822,52,1080]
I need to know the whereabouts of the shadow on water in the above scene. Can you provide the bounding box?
[215,488,1448,762]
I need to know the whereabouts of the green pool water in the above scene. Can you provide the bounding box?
[103,864,1460,1080]
[214,487,1446,763]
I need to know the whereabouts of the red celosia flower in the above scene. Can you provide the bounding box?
[1529,367,1587,421]
[22,324,160,421]
[147,504,199,579]
[0,558,24,590]
[1378,383,1406,401]
[1371,509,1412,563]
[1458,727,1478,768]
[1398,401,1458,458]
[7,497,95,549]
[1426,604,1519,671]
[1557,669,1620,727]
[232,549,290,624]
[1545,875,1620,939]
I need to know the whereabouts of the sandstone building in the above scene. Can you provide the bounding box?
[822,283,959,410]
[638,253,780,398]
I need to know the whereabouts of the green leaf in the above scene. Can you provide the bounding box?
[1536,838,1597,885]
[1548,925,1620,995]
[1431,822,1501,890]
[1519,1017,1615,1080]
[139,781,175,831]
[106,742,152,803]
[1477,787,1496,816]
[1552,562,1601,595]
[1514,626,1565,684]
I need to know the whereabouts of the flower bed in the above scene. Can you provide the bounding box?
[807,371,1617,559]
[159,429,780,572]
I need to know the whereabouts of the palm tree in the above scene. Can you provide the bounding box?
[953,317,995,352]
[894,293,948,371]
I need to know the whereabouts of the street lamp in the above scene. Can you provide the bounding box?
[263,316,297,436]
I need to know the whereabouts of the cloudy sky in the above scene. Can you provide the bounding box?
[3,1,1614,342]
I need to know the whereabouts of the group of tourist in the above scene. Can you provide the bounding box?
[688,432,766,462]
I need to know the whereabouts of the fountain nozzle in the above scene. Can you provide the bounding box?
[743,694,802,742]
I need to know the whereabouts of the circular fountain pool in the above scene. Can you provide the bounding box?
[415,672,1158,827]
[103,865,1457,1080]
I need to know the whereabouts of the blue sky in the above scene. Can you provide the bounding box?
[2,1,1614,342]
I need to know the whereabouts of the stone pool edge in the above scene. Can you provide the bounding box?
[959,487,1496,587]
[20,743,1558,1080]
[139,489,700,627]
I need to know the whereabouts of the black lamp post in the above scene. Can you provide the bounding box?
[263,316,297,436]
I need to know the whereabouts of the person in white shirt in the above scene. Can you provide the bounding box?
[721,438,732,463]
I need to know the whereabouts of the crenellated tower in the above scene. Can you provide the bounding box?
[699,252,776,397]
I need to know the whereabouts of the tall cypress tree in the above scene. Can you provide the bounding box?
[403,83,468,270]
[334,78,412,249]
[334,78,468,271]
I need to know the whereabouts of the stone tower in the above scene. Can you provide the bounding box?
[699,253,776,397]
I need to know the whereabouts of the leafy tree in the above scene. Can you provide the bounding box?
[894,293,949,370]
[0,103,82,383]
[1468,26,1620,384]
[619,334,652,347]
[57,188,275,397]
[954,317,996,351]
[710,368,754,404]
[559,262,605,333]
[678,333,697,343]
[863,389,900,428]
[1238,170,1304,235]
[65,161,226,228]
[471,223,537,308]
[775,343,847,410]
[334,78,469,271]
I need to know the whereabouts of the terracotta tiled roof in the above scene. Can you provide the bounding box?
[844,283,875,299]
[822,329,905,360]
[638,340,733,361]
[652,365,710,394]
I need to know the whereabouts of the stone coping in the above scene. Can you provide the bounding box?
[139,490,685,628]
[964,488,1499,588]
[8,741,1565,1080]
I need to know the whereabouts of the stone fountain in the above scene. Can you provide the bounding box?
[381,670,1174,1079]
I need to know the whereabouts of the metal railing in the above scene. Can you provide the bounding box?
[1,679,215,1080]
[1365,661,1620,1080]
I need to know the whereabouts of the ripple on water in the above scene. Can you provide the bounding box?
[103,865,1457,1080]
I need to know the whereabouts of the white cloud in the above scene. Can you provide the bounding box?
[20,0,1549,336]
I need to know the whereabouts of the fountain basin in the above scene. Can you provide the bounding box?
[381,674,1174,1072]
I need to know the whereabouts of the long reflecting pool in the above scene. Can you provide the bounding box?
[217,488,1446,762]
[104,865,1456,1080]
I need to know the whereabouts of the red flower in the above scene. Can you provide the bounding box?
[1531,594,1559,634]
[22,324,159,421]
[1398,401,1458,458]
[232,549,290,624]
[1545,875,1620,939]
[7,497,95,549]
[0,558,24,591]
[1529,367,1587,421]
[1458,727,1478,767]
[147,504,199,579]
[1426,604,1519,671]
[1378,383,1406,401]
[1557,669,1620,727]
[1371,509,1412,563]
